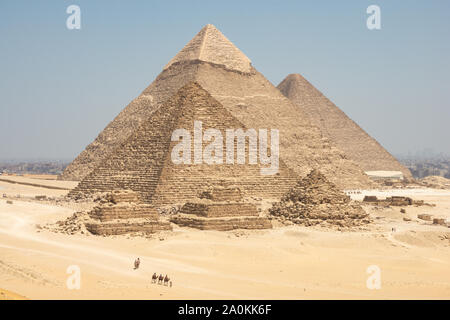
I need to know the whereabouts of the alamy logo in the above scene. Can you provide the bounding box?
[171,121,279,175]
[66,265,81,290]
[366,5,381,30]
[66,5,81,30]
[366,265,381,290]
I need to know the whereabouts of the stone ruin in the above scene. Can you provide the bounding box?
[84,190,172,235]
[170,186,272,231]
[417,214,448,227]
[269,170,371,228]
[362,195,430,207]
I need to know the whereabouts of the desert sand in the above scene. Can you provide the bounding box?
[0,177,449,300]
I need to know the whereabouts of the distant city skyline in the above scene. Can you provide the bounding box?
[1,0,449,160]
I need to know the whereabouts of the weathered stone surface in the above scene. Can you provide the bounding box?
[170,214,272,231]
[60,25,373,190]
[88,204,159,222]
[418,176,450,189]
[164,24,252,74]
[433,218,446,226]
[418,214,433,221]
[85,219,172,236]
[84,190,171,235]
[277,74,412,181]
[363,196,427,207]
[104,190,141,204]
[269,170,371,227]
[363,196,378,202]
[199,186,242,202]
[180,202,258,218]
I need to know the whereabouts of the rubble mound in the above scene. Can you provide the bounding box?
[269,170,370,227]
[41,211,91,235]
[46,190,172,236]
[419,176,450,189]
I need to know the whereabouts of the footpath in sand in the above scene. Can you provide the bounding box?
[0,177,449,299]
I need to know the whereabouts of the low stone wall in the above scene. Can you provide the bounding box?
[180,202,258,218]
[170,214,271,231]
[86,220,172,236]
[89,204,159,222]
[363,196,426,207]
[0,177,71,190]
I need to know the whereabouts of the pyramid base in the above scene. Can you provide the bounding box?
[170,214,272,231]
[180,202,258,218]
[85,219,172,236]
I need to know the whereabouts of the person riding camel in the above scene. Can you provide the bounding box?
[164,274,170,286]
[134,258,140,270]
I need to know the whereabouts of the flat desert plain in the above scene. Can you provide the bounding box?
[0,177,449,299]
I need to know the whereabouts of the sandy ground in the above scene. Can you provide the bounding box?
[0,175,78,194]
[0,179,449,300]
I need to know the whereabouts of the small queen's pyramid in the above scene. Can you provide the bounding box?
[269,170,371,227]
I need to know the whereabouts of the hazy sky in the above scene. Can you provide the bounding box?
[0,0,449,161]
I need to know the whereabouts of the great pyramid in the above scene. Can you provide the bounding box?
[62,24,373,191]
[277,74,412,180]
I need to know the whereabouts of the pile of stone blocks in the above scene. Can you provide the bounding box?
[85,190,171,235]
[269,170,371,227]
[418,214,432,221]
[433,218,447,226]
[170,186,272,231]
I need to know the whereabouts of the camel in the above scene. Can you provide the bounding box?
[164,274,170,286]
[134,258,140,270]
[151,273,157,284]
[158,274,164,285]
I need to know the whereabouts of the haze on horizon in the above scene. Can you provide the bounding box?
[1,0,449,161]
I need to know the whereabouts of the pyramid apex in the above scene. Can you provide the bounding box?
[164,25,252,73]
[204,23,217,29]
[284,74,308,82]
[278,73,315,97]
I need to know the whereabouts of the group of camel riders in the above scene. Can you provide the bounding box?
[134,258,172,287]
